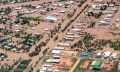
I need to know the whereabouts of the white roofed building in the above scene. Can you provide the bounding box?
[46,59,60,63]
[97,52,102,57]
[104,51,111,58]
[46,16,58,22]
[52,50,61,55]
[111,53,117,59]
[54,47,64,50]
[57,43,71,47]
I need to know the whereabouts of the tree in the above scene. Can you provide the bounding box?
[4,7,12,14]
[100,5,107,10]
[21,19,30,25]
[88,21,96,28]
[80,0,86,4]
[95,12,102,18]
[14,19,20,24]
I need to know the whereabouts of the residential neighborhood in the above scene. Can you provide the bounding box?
[0,0,120,72]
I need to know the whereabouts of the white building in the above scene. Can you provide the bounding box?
[52,50,61,54]
[54,47,64,50]
[97,52,102,57]
[111,53,117,59]
[57,43,70,47]
[104,51,111,58]
[46,59,60,63]
[100,20,108,25]
[45,16,58,22]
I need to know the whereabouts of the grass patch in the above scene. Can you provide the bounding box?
[74,59,86,72]
[74,59,92,72]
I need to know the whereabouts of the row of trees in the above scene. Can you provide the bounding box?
[14,59,31,72]
[110,41,120,50]
[49,23,61,38]
[71,31,119,52]
[67,9,76,19]
[62,4,88,32]
[0,59,21,72]
[29,40,48,57]
[20,34,42,52]
[78,0,86,7]
[0,7,12,15]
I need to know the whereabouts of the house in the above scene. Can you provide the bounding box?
[63,35,74,40]
[29,10,37,13]
[54,69,60,72]
[40,9,47,13]
[100,20,108,25]
[60,10,66,13]
[111,53,117,59]
[94,0,103,2]
[40,70,45,72]
[14,7,22,10]
[109,4,114,7]
[80,52,89,56]
[52,13,59,16]
[52,50,61,55]
[97,52,102,57]
[64,35,74,38]
[53,55,61,59]
[103,11,113,14]
[104,51,111,58]
[46,68,53,72]
[116,19,120,22]
[116,24,120,28]
[57,43,70,47]
[104,17,111,20]
[54,47,64,50]
[72,28,81,32]
[63,37,74,41]
[45,16,58,22]
[31,5,41,9]
[71,28,81,33]
[44,63,53,67]
[41,67,47,71]
[46,59,60,63]
[107,14,113,18]
[66,32,74,35]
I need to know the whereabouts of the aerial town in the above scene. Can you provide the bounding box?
[0,0,120,72]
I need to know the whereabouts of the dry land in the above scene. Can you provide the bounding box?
[0,0,120,72]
